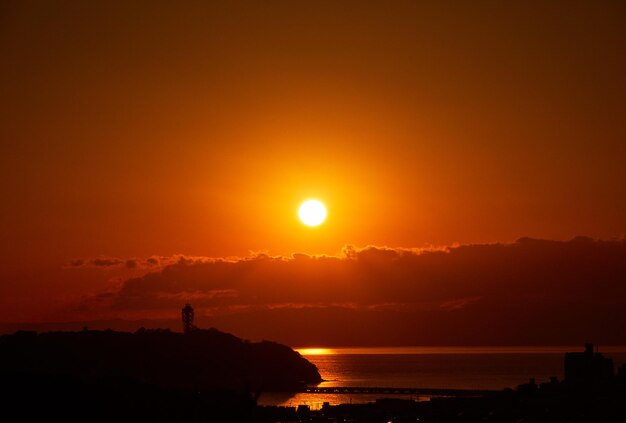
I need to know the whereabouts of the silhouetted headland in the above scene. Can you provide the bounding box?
[0,327,321,390]
[0,327,321,421]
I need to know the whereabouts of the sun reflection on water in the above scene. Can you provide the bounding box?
[296,348,333,355]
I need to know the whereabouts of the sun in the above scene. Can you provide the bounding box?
[298,199,327,227]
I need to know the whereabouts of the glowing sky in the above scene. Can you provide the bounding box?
[1,1,625,335]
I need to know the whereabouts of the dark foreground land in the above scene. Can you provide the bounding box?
[1,330,625,422]
[257,387,626,422]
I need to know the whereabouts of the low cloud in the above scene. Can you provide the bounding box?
[73,237,626,345]
[68,256,125,268]
[67,254,216,270]
[92,258,124,267]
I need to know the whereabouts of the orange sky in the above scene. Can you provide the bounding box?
[1,1,626,335]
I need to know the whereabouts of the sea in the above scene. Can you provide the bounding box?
[257,346,626,409]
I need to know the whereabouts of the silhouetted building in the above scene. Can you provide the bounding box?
[564,343,613,390]
[182,303,195,334]
[517,378,538,395]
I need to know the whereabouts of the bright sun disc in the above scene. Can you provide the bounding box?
[298,200,327,227]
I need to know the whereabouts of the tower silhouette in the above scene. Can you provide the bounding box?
[182,303,194,334]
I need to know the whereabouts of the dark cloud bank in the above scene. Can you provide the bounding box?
[73,237,626,346]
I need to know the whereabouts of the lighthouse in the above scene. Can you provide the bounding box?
[182,303,195,334]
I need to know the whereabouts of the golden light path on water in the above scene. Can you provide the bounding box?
[259,392,428,410]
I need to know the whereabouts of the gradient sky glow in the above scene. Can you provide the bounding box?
[1,1,625,337]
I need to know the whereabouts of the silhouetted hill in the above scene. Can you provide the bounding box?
[0,328,321,391]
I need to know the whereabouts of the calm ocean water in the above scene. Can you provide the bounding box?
[258,346,626,408]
